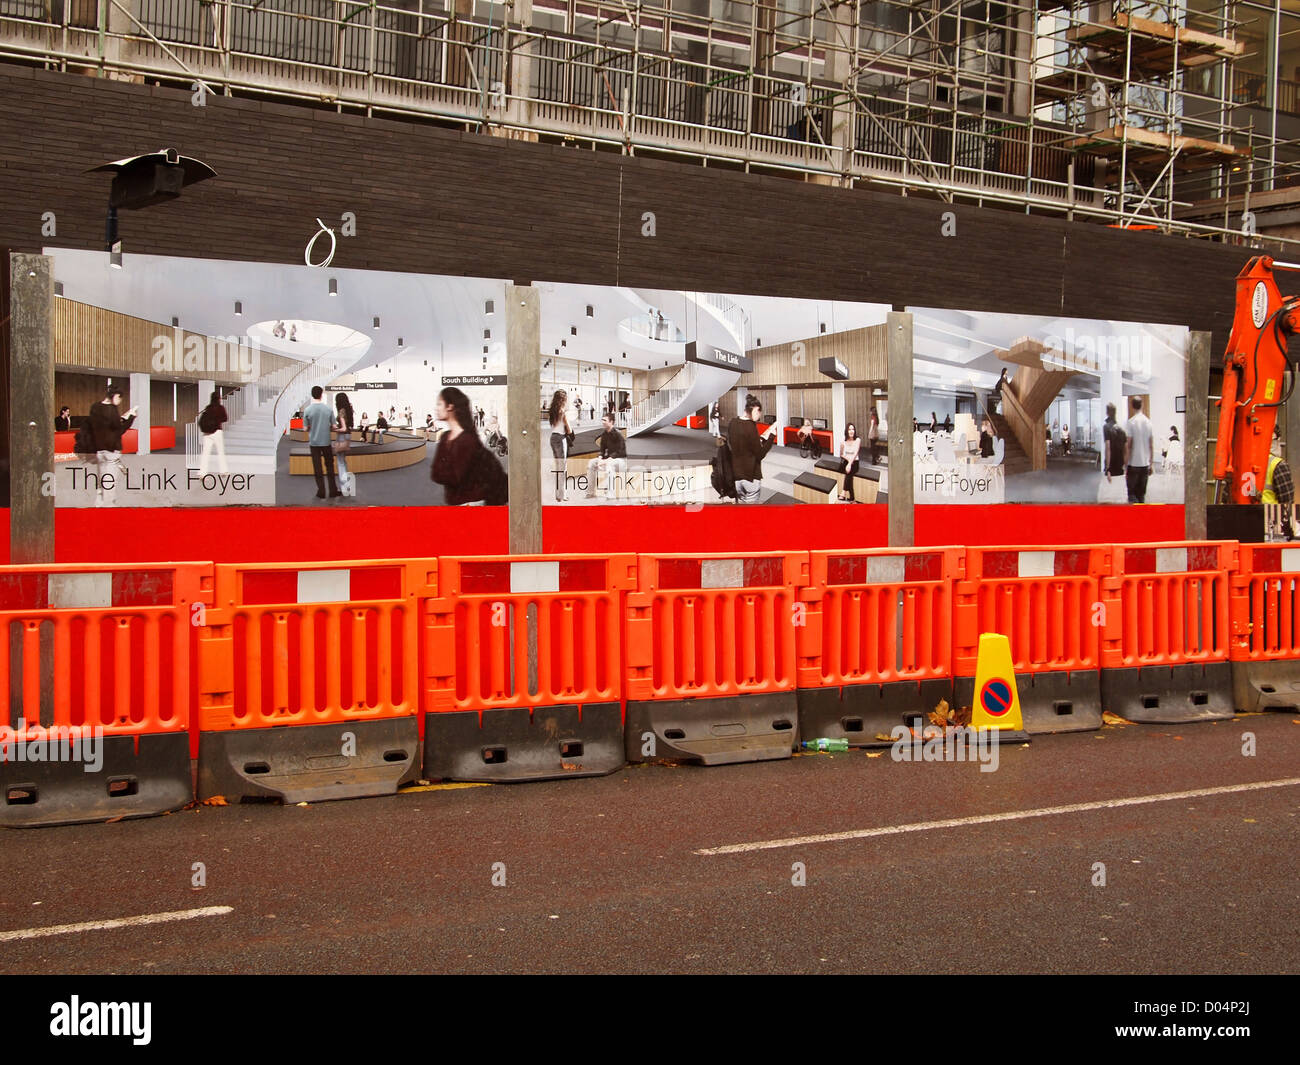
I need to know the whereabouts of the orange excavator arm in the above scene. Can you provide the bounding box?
[1212,256,1300,504]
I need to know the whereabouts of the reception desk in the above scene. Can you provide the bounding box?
[54,426,177,454]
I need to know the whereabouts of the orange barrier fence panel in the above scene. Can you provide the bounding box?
[1099,541,1236,723]
[1229,544,1300,662]
[794,547,962,746]
[626,552,809,702]
[1228,543,1300,713]
[195,559,431,803]
[423,554,636,713]
[955,546,1110,677]
[623,552,810,765]
[0,563,210,827]
[953,545,1110,735]
[0,563,208,738]
[799,548,962,690]
[1099,542,1235,671]
[421,554,637,782]
[199,559,430,731]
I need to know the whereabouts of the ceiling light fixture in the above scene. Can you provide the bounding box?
[485,299,495,315]
[586,305,594,318]
[234,300,242,316]
[373,316,380,330]
[329,278,338,296]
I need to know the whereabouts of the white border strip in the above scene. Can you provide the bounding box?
[696,777,1300,855]
[0,905,233,942]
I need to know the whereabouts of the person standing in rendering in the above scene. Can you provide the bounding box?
[709,402,721,438]
[54,406,72,432]
[586,411,627,498]
[728,394,776,504]
[88,388,137,507]
[548,389,575,502]
[303,385,339,500]
[333,392,356,498]
[839,423,862,502]
[198,390,229,476]
[431,386,493,505]
[1103,403,1126,488]
[868,407,880,465]
[990,367,1008,414]
[1124,396,1154,504]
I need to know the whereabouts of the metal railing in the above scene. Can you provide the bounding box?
[1,0,1297,243]
[628,361,697,434]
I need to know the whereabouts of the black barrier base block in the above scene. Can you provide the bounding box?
[798,680,953,747]
[1101,663,1235,723]
[1,733,191,829]
[955,670,1102,735]
[625,692,798,765]
[1232,659,1300,714]
[198,718,419,803]
[423,704,624,783]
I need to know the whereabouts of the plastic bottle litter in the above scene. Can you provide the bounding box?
[800,738,849,752]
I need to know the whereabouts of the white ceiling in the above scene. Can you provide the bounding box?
[47,250,889,378]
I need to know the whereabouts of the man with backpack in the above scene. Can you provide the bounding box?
[198,390,229,475]
[727,394,777,503]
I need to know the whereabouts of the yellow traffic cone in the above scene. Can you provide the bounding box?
[970,633,1030,743]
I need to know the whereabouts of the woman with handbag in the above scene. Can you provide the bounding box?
[333,392,357,498]
[548,389,574,502]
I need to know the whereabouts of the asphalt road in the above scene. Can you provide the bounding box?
[2,712,1298,976]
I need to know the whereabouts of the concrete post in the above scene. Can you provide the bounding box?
[9,253,54,564]
[831,381,846,446]
[129,371,151,455]
[775,384,788,440]
[1185,330,1210,541]
[887,312,914,547]
[507,283,541,555]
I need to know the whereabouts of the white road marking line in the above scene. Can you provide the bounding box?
[0,906,233,942]
[697,777,1300,856]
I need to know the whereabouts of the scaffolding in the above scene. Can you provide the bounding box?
[1,0,1297,244]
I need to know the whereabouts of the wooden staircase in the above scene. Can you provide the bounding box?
[990,413,1034,475]
[991,337,1079,473]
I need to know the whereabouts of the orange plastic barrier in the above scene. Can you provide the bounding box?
[954,545,1110,733]
[1099,541,1236,723]
[624,552,808,764]
[797,547,961,744]
[0,563,207,827]
[196,559,429,801]
[421,554,637,781]
[1228,543,1300,712]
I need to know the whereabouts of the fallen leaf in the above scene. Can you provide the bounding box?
[561,762,582,771]
[1244,818,1257,823]
[865,751,884,759]
[928,698,952,727]
[201,795,228,806]
[296,801,310,807]
[953,705,973,727]
[1101,711,1131,726]
[874,732,896,743]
